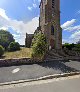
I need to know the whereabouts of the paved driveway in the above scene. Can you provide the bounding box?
[0,60,80,83]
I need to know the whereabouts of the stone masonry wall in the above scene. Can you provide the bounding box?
[0,58,42,67]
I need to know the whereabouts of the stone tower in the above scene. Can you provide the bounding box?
[25,33,34,48]
[39,0,62,50]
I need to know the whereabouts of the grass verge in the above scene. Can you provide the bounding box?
[3,47,32,59]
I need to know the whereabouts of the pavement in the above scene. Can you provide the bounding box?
[0,75,80,92]
[0,60,80,83]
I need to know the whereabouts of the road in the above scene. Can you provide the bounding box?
[0,60,80,83]
[0,75,80,92]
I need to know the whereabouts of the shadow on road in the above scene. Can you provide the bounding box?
[38,61,78,73]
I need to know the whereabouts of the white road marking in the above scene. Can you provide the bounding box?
[12,68,20,74]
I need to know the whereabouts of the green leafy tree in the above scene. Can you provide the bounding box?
[0,45,4,57]
[15,42,20,50]
[0,30,15,50]
[73,44,80,51]
[31,32,47,60]
[63,43,75,50]
[8,42,20,51]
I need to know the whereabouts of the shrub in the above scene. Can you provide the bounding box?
[63,43,75,50]
[0,45,4,57]
[73,44,80,52]
[31,32,47,60]
[15,42,20,50]
[0,30,15,50]
[8,42,20,51]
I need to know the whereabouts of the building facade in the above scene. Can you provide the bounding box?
[25,33,34,48]
[39,0,62,50]
[25,0,62,50]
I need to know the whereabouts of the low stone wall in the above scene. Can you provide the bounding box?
[0,56,80,67]
[63,49,80,56]
[0,58,42,67]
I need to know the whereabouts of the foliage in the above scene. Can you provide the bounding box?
[63,43,80,52]
[0,45,4,57]
[31,32,47,59]
[63,43,75,50]
[73,44,80,51]
[8,42,20,52]
[0,30,15,50]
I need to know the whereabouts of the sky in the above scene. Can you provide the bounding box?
[0,0,80,45]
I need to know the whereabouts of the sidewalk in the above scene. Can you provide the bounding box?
[0,75,80,92]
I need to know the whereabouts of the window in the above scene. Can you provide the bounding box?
[52,0,55,17]
[51,25,54,35]
[52,0,55,8]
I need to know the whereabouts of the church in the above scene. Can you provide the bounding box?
[25,0,62,50]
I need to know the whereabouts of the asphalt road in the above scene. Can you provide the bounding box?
[0,60,80,83]
[0,76,80,92]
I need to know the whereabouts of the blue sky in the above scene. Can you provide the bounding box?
[0,0,80,44]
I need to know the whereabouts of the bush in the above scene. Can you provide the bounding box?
[8,42,20,51]
[0,45,4,57]
[15,42,20,50]
[63,43,75,50]
[0,30,15,50]
[31,32,47,60]
[73,44,80,52]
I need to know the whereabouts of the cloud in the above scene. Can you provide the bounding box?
[61,19,80,32]
[27,3,37,11]
[33,0,40,3]
[62,39,68,44]
[69,30,80,43]
[33,3,37,8]
[63,25,80,31]
[0,27,8,30]
[0,8,9,20]
[61,19,76,30]
[27,6,32,11]
[61,19,80,43]
[0,8,39,45]
[27,0,38,11]
[70,30,80,39]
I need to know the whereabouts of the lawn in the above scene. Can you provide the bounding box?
[3,47,32,59]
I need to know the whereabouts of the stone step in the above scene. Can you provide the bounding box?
[44,49,67,60]
[45,58,63,61]
[44,49,80,60]
[48,52,63,58]
[46,56,60,59]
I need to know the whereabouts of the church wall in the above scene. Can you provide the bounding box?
[25,0,62,50]
[25,34,34,48]
[41,0,62,50]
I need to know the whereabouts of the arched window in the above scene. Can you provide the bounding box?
[51,25,54,35]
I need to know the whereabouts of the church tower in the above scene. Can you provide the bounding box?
[39,0,62,50]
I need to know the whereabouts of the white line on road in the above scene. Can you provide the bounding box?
[12,68,20,74]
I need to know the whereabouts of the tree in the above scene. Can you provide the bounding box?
[63,43,75,50]
[8,42,20,51]
[31,32,47,60]
[74,44,80,51]
[0,30,15,50]
[0,45,4,57]
[77,39,80,44]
